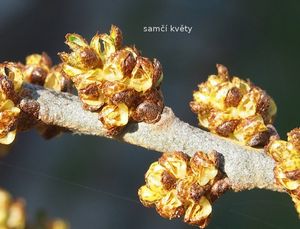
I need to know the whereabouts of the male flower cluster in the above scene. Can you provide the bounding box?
[59,25,164,134]
[190,64,277,146]
[138,151,230,228]
[0,188,26,229]
[0,63,23,145]
[266,128,300,215]
[0,188,69,229]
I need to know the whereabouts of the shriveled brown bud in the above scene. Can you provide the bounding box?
[161,171,176,191]
[79,83,99,99]
[17,99,41,131]
[121,52,136,76]
[285,169,300,181]
[224,87,242,107]
[210,177,231,201]
[132,101,161,123]
[216,119,240,137]
[79,47,102,69]
[288,128,300,151]
[30,67,48,86]
[256,91,276,123]
[190,183,208,203]
[110,89,139,108]
[19,98,40,119]
[152,58,163,86]
[248,130,270,147]
[216,63,229,78]
[189,101,202,113]
[0,75,18,103]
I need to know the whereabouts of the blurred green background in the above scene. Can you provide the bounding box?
[0,0,299,228]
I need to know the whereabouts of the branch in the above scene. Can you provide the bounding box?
[23,83,281,192]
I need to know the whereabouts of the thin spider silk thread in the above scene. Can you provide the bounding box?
[0,160,140,205]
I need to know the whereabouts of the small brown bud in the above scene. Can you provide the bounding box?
[190,183,207,203]
[216,64,229,77]
[161,171,176,191]
[210,178,231,201]
[132,101,162,123]
[189,101,201,113]
[80,47,102,69]
[79,83,99,98]
[19,98,40,119]
[207,150,223,170]
[110,89,139,108]
[216,119,240,137]
[121,52,136,76]
[288,128,300,151]
[285,169,300,181]
[224,87,242,107]
[105,126,124,136]
[256,92,271,122]
[248,130,270,147]
[30,67,47,86]
[291,187,300,199]
[0,75,17,102]
[41,52,53,68]
[152,58,163,86]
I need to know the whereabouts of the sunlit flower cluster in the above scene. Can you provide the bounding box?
[266,128,300,215]
[190,64,277,146]
[0,188,69,229]
[59,25,164,134]
[0,188,26,229]
[138,151,230,228]
[0,63,24,145]
[22,52,71,92]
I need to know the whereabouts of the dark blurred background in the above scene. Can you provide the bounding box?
[0,0,299,228]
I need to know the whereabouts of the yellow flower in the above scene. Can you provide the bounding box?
[267,128,300,216]
[23,53,71,92]
[47,219,70,229]
[0,64,23,145]
[60,26,164,134]
[138,151,224,228]
[0,63,23,93]
[190,64,276,146]
[23,52,51,86]
[138,152,188,219]
[184,196,212,228]
[190,151,218,186]
[99,103,129,128]
[0,189,25,229]
[0,100,20,145]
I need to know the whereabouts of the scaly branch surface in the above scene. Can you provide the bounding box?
[24,83,281,192]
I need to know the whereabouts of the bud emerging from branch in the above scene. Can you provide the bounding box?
[190,64,277,147]
[138,151,230,228]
